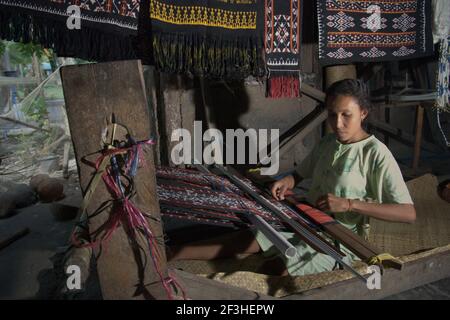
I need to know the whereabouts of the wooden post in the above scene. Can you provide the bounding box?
[142,65,162,166]
[158,73,184,166]
[0,228,30,252]
[325,65,357,89]
[61,61,169,300]
[62,107,71,179]
[412,105,424,173]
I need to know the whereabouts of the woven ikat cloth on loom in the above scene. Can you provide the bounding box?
[156,166,308,231]
[317,0,434,66]
[0,0,139,61]
[149,0,264,79]
[264,0,303,98]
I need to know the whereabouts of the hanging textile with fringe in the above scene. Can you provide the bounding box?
[0,0,139,61]
[436,36,450,113]
[149,0,264,79]
[263,0,302,98]
[317,0,434,66]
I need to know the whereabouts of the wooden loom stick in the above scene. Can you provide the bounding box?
[0,228,30,252]
[215,165,367,282]
[223,166,346,256]
[225,166,401,270]
[200,164,346,256]
[285,197,403,270]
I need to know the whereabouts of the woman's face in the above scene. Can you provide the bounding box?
[327,95,368,144]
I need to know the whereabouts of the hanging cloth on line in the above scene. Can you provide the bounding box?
[0,0,139,61]
[263,0,303,98]
[149,0,264,79]
[317,0,434,66]
[436,36,450,113]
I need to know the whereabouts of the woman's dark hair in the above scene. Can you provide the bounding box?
[325,79,371,112]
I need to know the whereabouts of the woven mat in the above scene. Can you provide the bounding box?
[369,174,450,256]
[169,174,450,297]
[170,256,369,297]
[170,244,450,297]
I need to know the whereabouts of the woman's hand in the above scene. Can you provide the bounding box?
[271,175,295,201]
[316,193,350,212]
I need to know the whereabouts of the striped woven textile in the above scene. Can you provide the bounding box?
[156,166,310,231]
[263,0,303,98]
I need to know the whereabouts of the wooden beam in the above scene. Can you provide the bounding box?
[61,61,169,300]
[258,106,327,165]
[374,102,424,109]
[412,105,424,172]
[158,73,184,166]
[284,247,450,300]
[0,116,50,132]
[0,228,30,252]
[278,108,327,158]
[0,76,39,86]
[368,118,441,153]
[142,66,162,167]
[256,83,328,165]
[301,83,326,103]
[170,269,276,300]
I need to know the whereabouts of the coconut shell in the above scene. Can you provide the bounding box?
[0,193,16,219]
[30,174,50,191]
[437,180,450,204]
[10,184,38,208]
[440,188,450,204]
[37,179,64,203]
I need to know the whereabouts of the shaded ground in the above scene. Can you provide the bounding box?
[0,203,73,299]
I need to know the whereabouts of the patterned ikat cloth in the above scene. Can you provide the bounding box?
[317,0,434,66]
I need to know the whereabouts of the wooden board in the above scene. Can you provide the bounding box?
[170,269,276,300]
[284,247,450,300]
[61,60,168,299]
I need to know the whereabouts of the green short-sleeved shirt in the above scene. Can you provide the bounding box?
[296,133,413,234]
[255,133,413,276]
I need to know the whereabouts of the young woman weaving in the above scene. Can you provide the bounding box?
[168,79,416,276]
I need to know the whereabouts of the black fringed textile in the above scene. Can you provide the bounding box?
[149,0,264,79]
[0,0,139,61]
[263,0,303,98]
[317,0,434,66]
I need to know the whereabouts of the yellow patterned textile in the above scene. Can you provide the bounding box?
[150,0,257,30]
[149,0,264,79]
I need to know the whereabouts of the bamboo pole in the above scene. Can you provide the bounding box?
[0,228,30,252]
[412,105,424,172]
[0,116,50,132]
